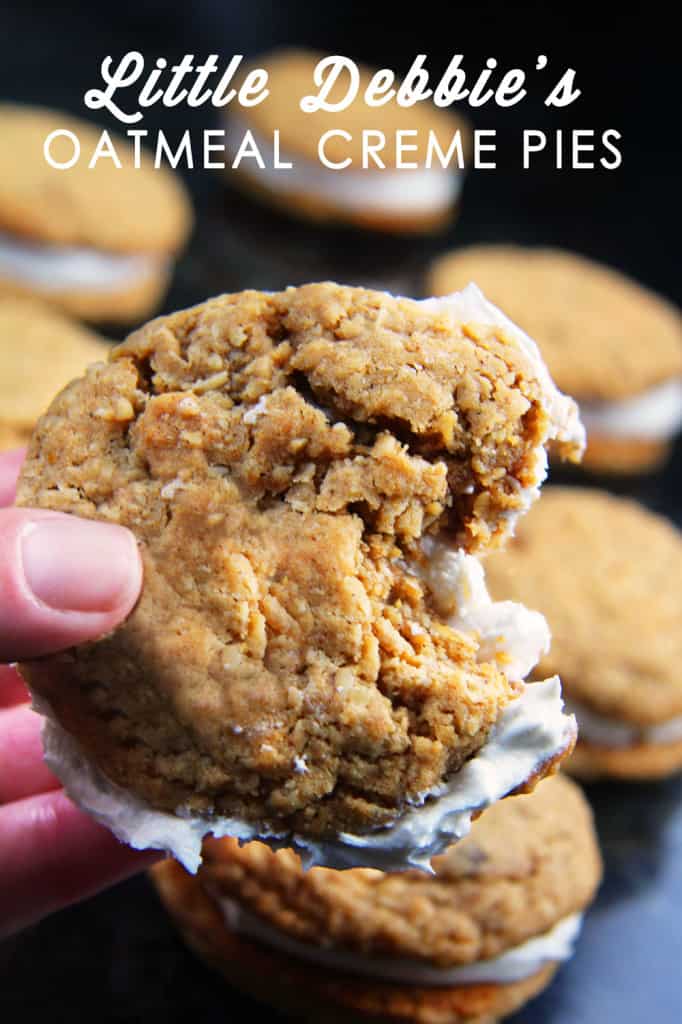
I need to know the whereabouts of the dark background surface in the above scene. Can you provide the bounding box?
[1,3,681,1022]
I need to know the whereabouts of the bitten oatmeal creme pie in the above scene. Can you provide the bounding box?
[18,282,583,871]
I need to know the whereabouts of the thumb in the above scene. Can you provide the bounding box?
[0,508,142,662]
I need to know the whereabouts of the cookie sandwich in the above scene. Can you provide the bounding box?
[427,246,682,473]
[486,487,682,779]
[0,105,192,324]
[152,774,602,1023]
[18,282,583,872]
[0,296,109,451]
[224,49,470,233]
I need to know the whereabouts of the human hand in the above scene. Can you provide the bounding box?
[0,447,154,939]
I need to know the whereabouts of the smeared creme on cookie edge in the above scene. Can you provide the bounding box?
[36,680,574,874]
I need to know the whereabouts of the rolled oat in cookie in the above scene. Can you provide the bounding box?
[17,282,582,871]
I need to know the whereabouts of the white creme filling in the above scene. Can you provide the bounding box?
[418,539,551,683]
[567,698,682,749]
[0,232,165,292]
[217,899,583,987]
[580,378,682,442]
[225,114,463,217]
[36,548,575,874]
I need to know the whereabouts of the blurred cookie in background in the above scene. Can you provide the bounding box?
[152,774,601,1024]
[427,246,682,474]
[486,488,682,780]
[0,105,193,324]
[0,296,108,450]
[223,49,470,234]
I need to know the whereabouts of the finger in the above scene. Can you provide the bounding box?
[0,789,161,939]
[0,507,143,662]
[0,665,30,709]
[0,448,25,508]
[0,704,60,803]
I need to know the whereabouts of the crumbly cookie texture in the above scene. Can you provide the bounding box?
[0,297,109,438]
[0,104,191,254]
[190,775,600,967]
[153,860,559,1024]
[18,283,579,839]
[486,488,682,726]
[427,245,682,401]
